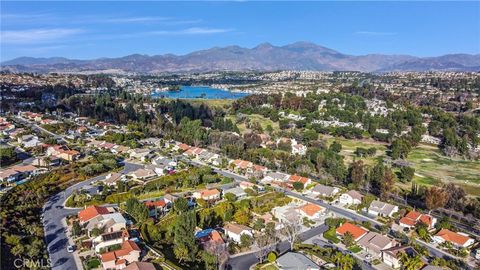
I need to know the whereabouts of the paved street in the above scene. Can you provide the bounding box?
[227,224,328,270]
[43,162,142,270]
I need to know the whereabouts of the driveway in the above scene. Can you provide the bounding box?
[43,162,142,270]
[226,224,328,270]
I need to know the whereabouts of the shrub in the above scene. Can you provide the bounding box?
[267,251,277,263]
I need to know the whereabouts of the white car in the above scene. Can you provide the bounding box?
[67,245,76,253]
[365,254,372,260]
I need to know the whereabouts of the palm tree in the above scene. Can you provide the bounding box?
[400,253,423,270]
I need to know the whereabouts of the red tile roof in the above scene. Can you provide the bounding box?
[435,229,472,246]
[144,200,166,208]
[299,203,323,217]
[336,222,368,241]
[78,205,110,222]
[288,175,310,184]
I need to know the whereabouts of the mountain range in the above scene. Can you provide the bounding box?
[2,42,479,73]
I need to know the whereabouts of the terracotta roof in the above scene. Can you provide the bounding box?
[178,143,191,151]
[200,189,220,197]
[336,222,368,240]
[101,240,141,262]
[144,200,166,208]
[100,251,117,262]
[78,205,110,222]
[435,229,472,246]
[399,216,416,227]
[400,210,434,228]
[299,203,323,217]
[288,175,310,184]
[115,259,126,265]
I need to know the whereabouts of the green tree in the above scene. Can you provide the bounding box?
[173,211,198,262]
[240,234,253,248]
[292,182,304,191]
[342,232,355,247]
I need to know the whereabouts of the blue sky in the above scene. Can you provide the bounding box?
[1,1,479,61]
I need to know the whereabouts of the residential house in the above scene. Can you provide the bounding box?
[261,172,290,184]
[85,213,127,237]
[183,147,205,158]
[18,135,41,148]
[94,230,130,253]
[78,205,113,224]
[272,203,302,224]
[288,175,311,189]
[229,159,254,174]
[124,262,156,270]
[399,210,437,230]
[195,229,225,248]
[46,145,80,161]
[382,245,418,269]
[239,181,256,190]
[163,194,178,206]
[433,229,474,248]
[339,190,363,205]
[129,149,154,162]
[276,252,320,270]
[357,232,398,258]
[192,189,221,201]
[291,142,307,156]
[311,184,339,197]
[297,203,325,220]
[152,156,177,168]
[103,173,124,186]
[0,164,37,183]
[223,187,247,199]
[224,223,254,243]
[143,200,167,218]
[336,222,368,241]
[128,168,157,182]
[368,200,399,218]
[100,240,141,269]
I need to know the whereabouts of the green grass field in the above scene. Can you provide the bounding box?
[325,136,480,196]
[227,114,279,134]
[167,98,234,108]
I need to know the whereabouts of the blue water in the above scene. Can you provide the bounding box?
[152,86,249,99]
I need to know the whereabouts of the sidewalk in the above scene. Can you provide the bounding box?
[62,218,84,270]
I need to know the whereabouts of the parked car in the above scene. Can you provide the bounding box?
[67,245,76,253]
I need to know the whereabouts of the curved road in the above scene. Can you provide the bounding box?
[43,162,142,270]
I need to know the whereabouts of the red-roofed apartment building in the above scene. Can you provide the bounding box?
[101,240,141,270]
[336,222,369,241]
[399,210,437,230]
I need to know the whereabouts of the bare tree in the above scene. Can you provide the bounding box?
[254,233,273,263]
[204,241,229,270]
[281,216,302,250]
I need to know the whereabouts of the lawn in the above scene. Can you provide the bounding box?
[324,135,388,165]
[348,245,362,253]
[323,227,340,244]
[324,136,480,196]
[166,98,234,108]
[227,114,279,134]
[406,145,480,196]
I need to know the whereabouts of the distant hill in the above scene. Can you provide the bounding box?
[2,42,479,73]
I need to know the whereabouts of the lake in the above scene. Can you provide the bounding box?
[151,86,249,99]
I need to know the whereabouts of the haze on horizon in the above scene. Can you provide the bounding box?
[1,1,479,61]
